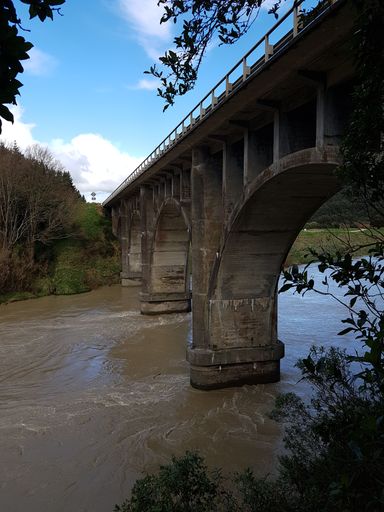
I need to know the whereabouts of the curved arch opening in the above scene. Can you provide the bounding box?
[150,200,190,296]
[209,158,339,350]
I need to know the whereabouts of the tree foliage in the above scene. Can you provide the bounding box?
[0,141,79,292]
[0,0,65,133]
[115,452,232,512]
[147,0,282,110]
[339,0,384,213]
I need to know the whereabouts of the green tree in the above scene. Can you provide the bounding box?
[0,0,65,133]
[0,141,79,292]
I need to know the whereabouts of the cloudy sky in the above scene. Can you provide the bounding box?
[0,0,301,202]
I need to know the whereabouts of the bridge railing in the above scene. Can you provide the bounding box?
[103,0,338,206]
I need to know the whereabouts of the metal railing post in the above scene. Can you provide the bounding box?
[242,57,250,81]
[264,34,273,61]
[293,3,303,36]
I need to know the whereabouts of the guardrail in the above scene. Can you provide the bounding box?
[103,0,338,206]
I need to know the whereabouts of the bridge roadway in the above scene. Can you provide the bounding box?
[103,0,355,389]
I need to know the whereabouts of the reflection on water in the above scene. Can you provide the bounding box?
[0,269,355,512]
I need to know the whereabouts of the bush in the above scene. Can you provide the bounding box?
[115,452,232,512]
[52,267,90,295]
[76,202,103,241]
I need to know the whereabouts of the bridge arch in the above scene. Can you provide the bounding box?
[141,197,191,314]
[189,147,341,388]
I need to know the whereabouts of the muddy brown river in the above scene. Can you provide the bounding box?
[0,275,354,512]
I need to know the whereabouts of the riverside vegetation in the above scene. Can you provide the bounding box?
[0,142,120,304]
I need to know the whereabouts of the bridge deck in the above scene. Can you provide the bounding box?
[103,0,349,207]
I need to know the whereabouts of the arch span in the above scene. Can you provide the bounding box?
[141,198,191,314]
[189,147,341,388]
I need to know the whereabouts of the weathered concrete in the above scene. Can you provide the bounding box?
[141,197,191,314]
[104,0,355,389]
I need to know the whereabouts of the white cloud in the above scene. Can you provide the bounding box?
[0,105,36,148]
[23,47,58,76]
[51,134,143,200]
[0,106,143,202]
[130,78,161,91]
[116,0,172,59]
[261,0,289,13]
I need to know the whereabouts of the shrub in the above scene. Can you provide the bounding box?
[115,452,232,512]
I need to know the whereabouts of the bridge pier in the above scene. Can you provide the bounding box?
[140,294,191,314]
[118,198,142,286]
[187,145,286,389]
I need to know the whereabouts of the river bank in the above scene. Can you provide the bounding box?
[0,227,373,305]
[0,203,120,305]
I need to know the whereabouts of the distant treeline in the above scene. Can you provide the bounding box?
[0,142,119,301]
[307,188,379,228]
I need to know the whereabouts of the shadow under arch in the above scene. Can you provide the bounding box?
[208,147,341,353]
[142,197,191,314]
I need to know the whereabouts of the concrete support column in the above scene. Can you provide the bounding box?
[119,194,142,286]
[316,84,326,148]
[223,142,243,222]
[187,146,224,384]
[273,108,290,161]
[317,85,349,148]
[140,185,156,304]
[181,168,191,202]
[244,126,273,187]
[126,209,142,281]
[120,200,131,285]
[111,206,119,237]
[155,183,164,210]
[172,172,181,199]
[164,178,171,198]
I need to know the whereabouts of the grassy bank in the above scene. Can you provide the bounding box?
[285,228,375,266]
[0,203,120,304]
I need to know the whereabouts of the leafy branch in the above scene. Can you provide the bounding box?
[146,0,282,111]
[0,0,65,133]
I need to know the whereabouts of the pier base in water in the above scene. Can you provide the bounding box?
[187,342,284,390]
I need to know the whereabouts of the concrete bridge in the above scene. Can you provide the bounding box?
[103,0,355,389]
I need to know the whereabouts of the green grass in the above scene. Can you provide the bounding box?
[285,228,377,266]
[0,291,37,304]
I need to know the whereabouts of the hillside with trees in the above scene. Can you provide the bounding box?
[0,142,120,302]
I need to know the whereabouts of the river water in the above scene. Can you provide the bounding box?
[0,269,355,512]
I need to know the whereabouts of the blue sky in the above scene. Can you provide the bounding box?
[0,0,305,201]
